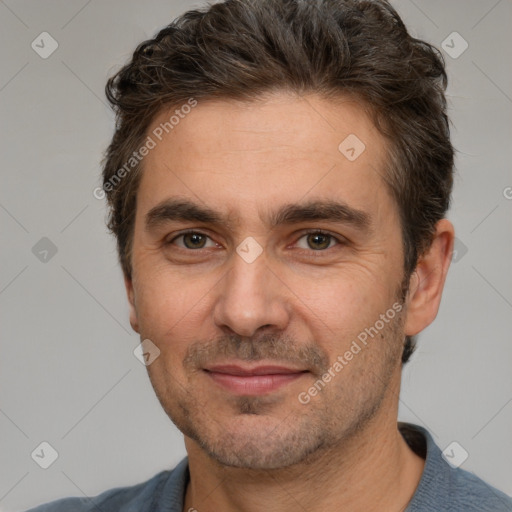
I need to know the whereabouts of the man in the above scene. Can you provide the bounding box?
[28,0,512,510]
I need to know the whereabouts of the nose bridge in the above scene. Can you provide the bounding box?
[213,247,289,337]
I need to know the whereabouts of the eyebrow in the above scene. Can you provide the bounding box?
[145,198,372,233]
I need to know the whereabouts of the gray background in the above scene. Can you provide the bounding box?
[0,0,511,510]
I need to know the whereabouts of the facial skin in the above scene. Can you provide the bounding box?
[125,92,454,511]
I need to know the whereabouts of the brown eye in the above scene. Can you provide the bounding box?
[295,231,339,251]
[182,232,207,249]
[169,231,216,250]
[306,233,332,250]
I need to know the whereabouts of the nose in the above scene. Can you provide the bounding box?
[212,249,291,338]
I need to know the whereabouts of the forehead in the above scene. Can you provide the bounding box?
[137,92,393,225]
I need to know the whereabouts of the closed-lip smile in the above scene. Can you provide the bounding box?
[203,363,308,395]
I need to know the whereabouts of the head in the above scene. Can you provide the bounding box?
[101,0,454,469]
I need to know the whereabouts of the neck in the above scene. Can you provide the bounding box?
[183,378,425,512]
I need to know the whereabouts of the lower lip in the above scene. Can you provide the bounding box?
[205,371,306,395]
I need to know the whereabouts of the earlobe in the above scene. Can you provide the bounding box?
[404,219,455,336]
[124,274,140,333]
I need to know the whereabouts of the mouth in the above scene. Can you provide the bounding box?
[203,364,309,396]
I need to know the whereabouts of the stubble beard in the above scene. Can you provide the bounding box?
[148,303,406,470]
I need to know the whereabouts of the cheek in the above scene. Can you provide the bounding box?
[296,258,387,302]
[132,267,199,338]
[289,267,400,351]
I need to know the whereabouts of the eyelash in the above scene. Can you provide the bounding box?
[166,229,345,256]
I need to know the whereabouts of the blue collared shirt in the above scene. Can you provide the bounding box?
[26,423,512,511]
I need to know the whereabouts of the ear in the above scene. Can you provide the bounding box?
[124,274,140,333]
[404,219,455,336]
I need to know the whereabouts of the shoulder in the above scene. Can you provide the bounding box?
[446,465,512,511]
[25,458,189,512]
[24,471,170,512]
[400,423,512,512]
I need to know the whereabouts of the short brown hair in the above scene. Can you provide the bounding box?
[102,0,454,363]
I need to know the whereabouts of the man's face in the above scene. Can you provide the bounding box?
[126,92,408,469]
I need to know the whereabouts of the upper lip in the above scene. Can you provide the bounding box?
[204,364,307,376]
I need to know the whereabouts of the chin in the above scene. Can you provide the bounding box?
[185,412,327,470]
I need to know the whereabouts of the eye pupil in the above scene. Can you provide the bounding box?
[307,233,330,250]
[184,233,206,249]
